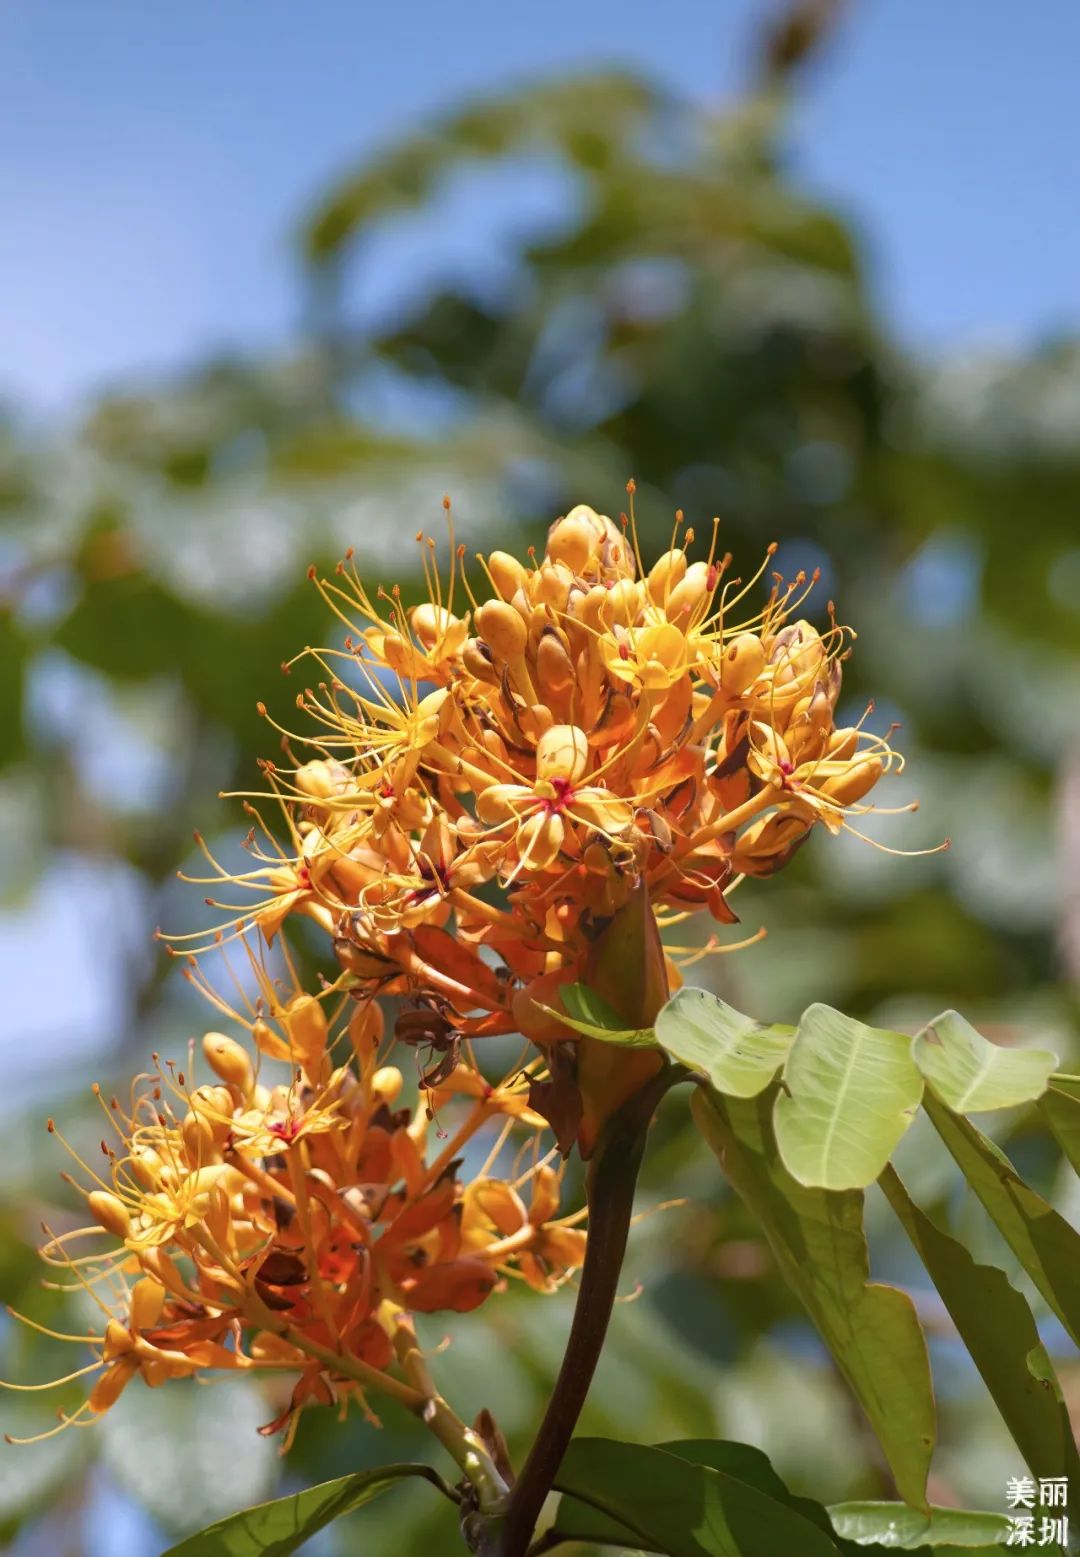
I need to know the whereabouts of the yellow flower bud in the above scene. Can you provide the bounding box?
[88,1190,131,1240]
[371,1065,404,1105]
[284,994,329,1067]
[409,602,458,648]
[202,1032,254,1094]
[819,756,883,806]
[719,633,766,697]
[535,629,575,696]
[475,598,528,659]
[545,512,598,574]
[665,559,712,623]
[294,760,337,799]
[487,549,527,599]
[536,724,589,785]
[647,548,688,604]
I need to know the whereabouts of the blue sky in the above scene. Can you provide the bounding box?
[1,0,1077,415]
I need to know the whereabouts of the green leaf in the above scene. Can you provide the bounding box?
[692,1088,935,1509]
[827,1501,1012,1550]
[924,1094,1080,1349]
[552,1437,840,1556]
[550,982,658,1045]
[911,1010,1057,1112]
[553,1437,839,1553]
[654,989,794,1098]
[880,1165,1080,1485]
[773,1005,923,1189]
[1038,1077,1080,1174]
[159,1463,456,1557]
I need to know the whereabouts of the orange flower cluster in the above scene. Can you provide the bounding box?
[6,997,583,1451]
[182,496,903,1142]
[6,491,912,1454]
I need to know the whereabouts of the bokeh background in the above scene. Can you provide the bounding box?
[2,2,1079,1552]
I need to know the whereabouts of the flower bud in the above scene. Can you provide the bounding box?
[410,602,457,648]
[371,1065,404,1105]
[598,578,640,629]
[182,1109,216,1167]
[284,994,329,1068]
[545,512,597,574]
[536,724,589,785]
[294,760,338,800]
[475,599,528,659]
[202,1032,254,1094]
[665,560,712,623]
[719,633,766,697]
[487,550,527,599]
[88,1190,131,1240]
[819,756,883,806]
[647,548,688,604]
[535,629,575,696]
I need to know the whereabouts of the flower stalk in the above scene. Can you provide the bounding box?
[473,1063,684,1557]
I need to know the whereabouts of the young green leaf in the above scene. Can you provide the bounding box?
[924,1095,1080,1350]
[827,1501,1013,1550]
[159,1463,456,1557]
[880,1164,1080,1486]
[692,1088,935,1511]
[546,982,658,1045]
[552,1437,840,1556]
[773,1005,923,1190]
[654,988,794,1097]
[912,1010,1057,1113]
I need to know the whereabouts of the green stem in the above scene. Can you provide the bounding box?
[475,1065,681,1557]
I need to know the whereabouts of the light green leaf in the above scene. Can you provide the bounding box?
[547,982,658,1045]
[159,1463,455,1557]
[692,1088,935,1511]
[774,1005,923,1189]
[1039,1077,1080,1175]
[880,1165,1080,1485]
[912,1010,1057,1112]
[827,1501,1012,1549]
[654,988,794,1098]
[924,1095,1080,1349]
[553,1437,840,1556]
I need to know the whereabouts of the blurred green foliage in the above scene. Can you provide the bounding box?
[2,47,1078,1557]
